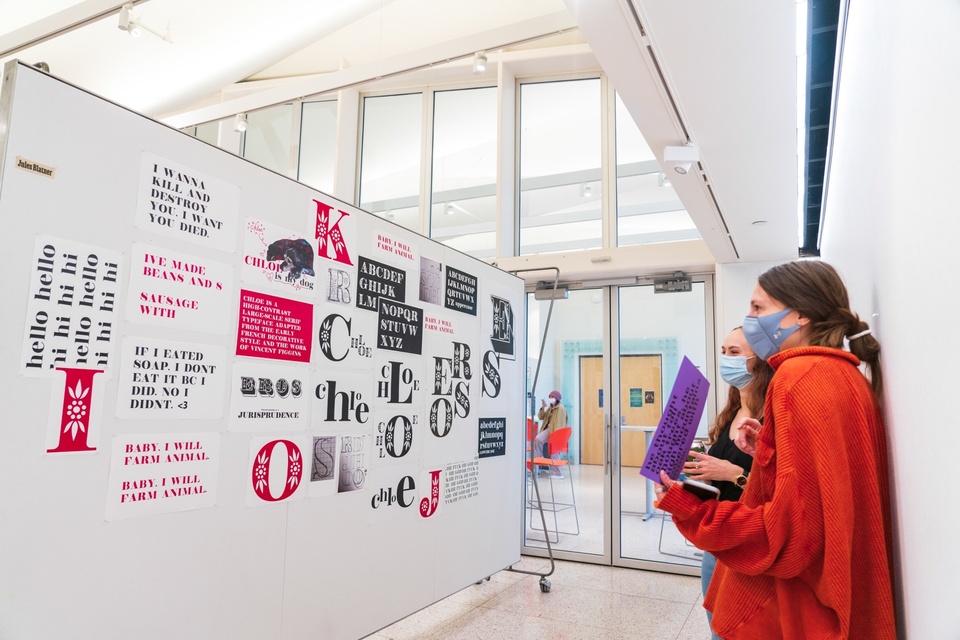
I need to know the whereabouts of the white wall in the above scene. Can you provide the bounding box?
[716,261,782,339]
[820,3,960,637]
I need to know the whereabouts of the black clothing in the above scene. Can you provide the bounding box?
[706,423,754,502]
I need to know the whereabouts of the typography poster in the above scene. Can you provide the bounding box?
[126,243,233,332]
[367,465,421,524]
[135,152,239,252]
[372,228,419,270]
[20,235,123,377]
[241,218,317,297]
[105,432,220,521]
[236,289,313,363]
[246,435,311,506]
[20,236,123,454]
[228,361,309,431]
[115,336,227,419]
[370,353,424,467]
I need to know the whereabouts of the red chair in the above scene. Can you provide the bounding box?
[526,427,579,542]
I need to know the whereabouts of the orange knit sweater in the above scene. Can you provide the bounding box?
[658,347,895,639]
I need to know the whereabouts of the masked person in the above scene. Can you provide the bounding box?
[682,327,773,639]
[535,390,568,477]
[655,261,895,640]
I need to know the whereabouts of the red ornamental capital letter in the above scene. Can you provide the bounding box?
[313,199,353,266]
[48,367,104,453]
[419,470,441,518]
[252,440,304,502]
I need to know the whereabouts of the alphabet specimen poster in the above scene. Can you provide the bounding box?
[15,152,522,522]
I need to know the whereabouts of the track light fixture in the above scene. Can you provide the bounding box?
[472,51,487,75]
[118,4,171,42]
[117,4,141,37]
[445,203,455,215]
[663,142,700,175]
[234,114,248,133]
[579,182,592,198]
[118,4,133,31]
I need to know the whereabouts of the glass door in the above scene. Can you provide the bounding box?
[522,278,715,574]
[613,279,714,573]
[523,287,609,561]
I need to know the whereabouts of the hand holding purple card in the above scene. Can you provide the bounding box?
[639,356,710,483]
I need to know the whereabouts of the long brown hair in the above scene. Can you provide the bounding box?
[708,329,774,445]
[758,260,883,401]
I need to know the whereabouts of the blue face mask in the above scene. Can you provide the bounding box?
[719,355,754,389]
[742,307,801,360]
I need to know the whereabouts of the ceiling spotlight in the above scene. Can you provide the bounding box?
[445,203,455,215]
[118,4,143,38]
[579,182,592,198]
[657,172,671,188]
[117,4,172,42]
[234,114,248,133]
[663,142,700,175]
[473,51,487,75]
[118,3,133,31]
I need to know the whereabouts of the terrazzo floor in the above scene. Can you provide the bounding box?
[363,556,713,639]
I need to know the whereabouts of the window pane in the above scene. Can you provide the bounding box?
[359,93,423,233]
[615,94,699,246]
[430,87,497,259]
[242,104,295,178]
[194,121,219,146]
[519,79,602,255]
[298,100,338,194]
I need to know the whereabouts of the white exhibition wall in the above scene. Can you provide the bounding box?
[819,3,960,637]
[0,62,525,640]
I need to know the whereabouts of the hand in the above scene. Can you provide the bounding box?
[683,451,734,483]
[653,470,679,501]
[735,417,761,456]
[540,399,546,408]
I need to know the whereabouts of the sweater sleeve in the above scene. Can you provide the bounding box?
[659,371,827,579]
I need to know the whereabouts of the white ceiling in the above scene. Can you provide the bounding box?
[1,0,799,265]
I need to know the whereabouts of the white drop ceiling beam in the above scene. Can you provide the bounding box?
[161,11,577,130]
[493,241,716,284]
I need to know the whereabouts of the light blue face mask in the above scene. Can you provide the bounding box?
[742,307,801,360]
[719,355,754,389]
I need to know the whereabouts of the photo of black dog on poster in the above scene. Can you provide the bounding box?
[267,238,315,282]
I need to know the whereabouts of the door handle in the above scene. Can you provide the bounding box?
[604,415,612,476]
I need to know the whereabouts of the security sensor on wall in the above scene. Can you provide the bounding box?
[663,143,699,175]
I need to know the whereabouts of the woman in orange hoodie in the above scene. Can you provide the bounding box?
[655,261,895,639]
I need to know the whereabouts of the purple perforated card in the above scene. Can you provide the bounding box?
[640,356,710,483]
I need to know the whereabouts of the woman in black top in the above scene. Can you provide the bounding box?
[682,327,773,639]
